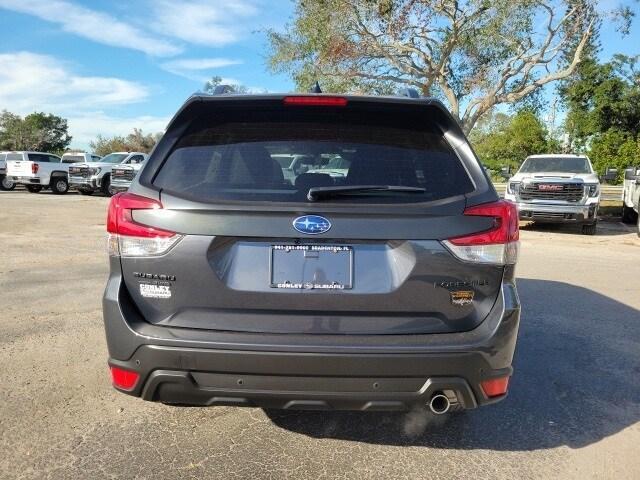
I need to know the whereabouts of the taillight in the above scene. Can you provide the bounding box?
[480,376,510,397]
[109,366,140,391]
[443,200,519,265]
[107,192,182,257]
[31,163,39,174]
[283,96,348,107]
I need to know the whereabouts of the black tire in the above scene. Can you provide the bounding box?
[622,203,638,224]
[50,176,69,194]
[0,175,16,191]
[101,174,113,197]
[581,223,597,235]
[78,189,93,196]
[637,210,640,238]
[26,185,42,193]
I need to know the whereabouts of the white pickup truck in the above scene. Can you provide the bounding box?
[68,151,147,196]
[6,151,83,194]
[504,154,601,235]
[622,167,640,235]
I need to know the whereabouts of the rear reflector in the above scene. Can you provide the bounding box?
[110,366,140,391]
[283,96,348,107]
[443,200,519,265]
[107,192,182,257]
[480,377,510,397]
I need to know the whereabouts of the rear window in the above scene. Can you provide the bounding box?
[6,153,23,161]
[154,104,474,204]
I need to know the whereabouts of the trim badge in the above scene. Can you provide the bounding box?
[450,290,474,306]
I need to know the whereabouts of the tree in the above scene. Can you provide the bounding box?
[267,0,631,134]
[202,76,248,94]
[90,129,162,156]
[0,111,71,152]
[471,110,555,171]
[559,52,640,179]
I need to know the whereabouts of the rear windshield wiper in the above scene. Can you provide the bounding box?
[307,185,426,201]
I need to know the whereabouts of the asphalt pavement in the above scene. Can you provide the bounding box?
[0,190,639,479]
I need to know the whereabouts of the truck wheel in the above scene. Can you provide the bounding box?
[0,175,16,191]
[622,203,638,223]
[51,177,69,194]
[581,223,597,235]
[101,175,113,197]
[637,212,640,238]
[26,185,42,193]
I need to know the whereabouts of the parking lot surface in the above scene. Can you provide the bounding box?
[1,191,639,480]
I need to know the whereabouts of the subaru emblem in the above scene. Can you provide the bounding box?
[293,215,332,235]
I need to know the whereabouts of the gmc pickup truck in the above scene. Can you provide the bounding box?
[6,151,83,194]
[622,167,640,235]
[109,155,148,193]
[68,152,147,196]
[504,154,600,235]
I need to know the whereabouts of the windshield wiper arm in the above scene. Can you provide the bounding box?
[307,185,426,201]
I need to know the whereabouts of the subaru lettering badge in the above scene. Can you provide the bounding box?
[293,215,332,235]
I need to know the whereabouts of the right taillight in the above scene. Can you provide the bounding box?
[107,192,182,257]
[443,200,519,265]
[31,163,39,174]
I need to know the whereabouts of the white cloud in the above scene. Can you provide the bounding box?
[160,57,243,80]
[67,112,170,147]
[150,0,259,47]
[0,52,149,113]
[0,0,180,56]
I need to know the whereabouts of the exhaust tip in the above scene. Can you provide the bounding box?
[429,393,451,415]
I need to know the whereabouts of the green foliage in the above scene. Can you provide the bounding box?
[89,129,162,157]
[560,52,640,181]
[471,110,556,172]
[0,111,72,153]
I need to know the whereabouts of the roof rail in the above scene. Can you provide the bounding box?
[401,88,421,99]
[211,84,236,95]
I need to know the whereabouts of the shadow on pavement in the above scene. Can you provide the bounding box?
[265,279,640,451]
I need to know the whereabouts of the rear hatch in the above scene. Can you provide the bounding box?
[6,154,32,177]
[112,96,512,335]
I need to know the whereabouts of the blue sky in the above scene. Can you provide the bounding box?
[0,0,637,149]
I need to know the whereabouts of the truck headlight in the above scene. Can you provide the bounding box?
[507,182,520,195]
[89,167,101,175]
[586,184,599,197]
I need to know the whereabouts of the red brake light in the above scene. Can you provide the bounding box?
[283,96,348,107]
[480,377,510,397]
[31,163,39,174]
[449,200,519,246]
[110,366,140,391]
[107,192,174,238]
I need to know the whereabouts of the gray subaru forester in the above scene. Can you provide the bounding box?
[103,92,521,415]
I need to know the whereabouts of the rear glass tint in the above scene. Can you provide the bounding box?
[62,155,84,163]
[6,153,23,161]
[154,104,474,204]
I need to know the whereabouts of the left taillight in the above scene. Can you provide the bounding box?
[107,192,182,257]
[443,200,519,265]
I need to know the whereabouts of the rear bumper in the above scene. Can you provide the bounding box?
[103,273,520,411]
[516,201,598,224]
[11,176,41,184]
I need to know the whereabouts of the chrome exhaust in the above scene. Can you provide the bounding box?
[429,392,451,415]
